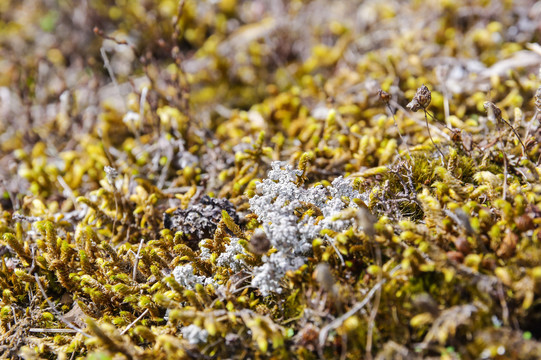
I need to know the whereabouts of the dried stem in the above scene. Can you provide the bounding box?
[34,274,90,338]
[500,116,527,158]
[423,109,445,163]
[318,265,401,356]
[365,244,382,360]
[120,309,149,335]
[386,103,412,159]
[132,238,145,281]
[503,152,508,200]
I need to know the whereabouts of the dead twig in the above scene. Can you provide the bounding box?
[318,265,401,356]
[120,309,149,335]
[132,238,145,281]
[365,244,382,360]
[29,328,79,333]
[34,274,90,338]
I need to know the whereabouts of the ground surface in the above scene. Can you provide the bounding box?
[1,1,541,359]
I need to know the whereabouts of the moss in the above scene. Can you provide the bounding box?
[1,0,541,359]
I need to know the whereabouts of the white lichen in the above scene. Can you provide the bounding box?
[172,264,215,290]
[216,237,246,272]
[181,324,209,345]
[248,161,367,296]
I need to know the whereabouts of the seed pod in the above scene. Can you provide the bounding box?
[249,229,271,255]
[446,251,464,263]
[483,101,502,121]
[313,263,335,293]
[355,206,377,238]
[497,231,518,258]
[377,89,391,105]
[515,214,534,232]
[407,84,431,112]
[453,236,471,255]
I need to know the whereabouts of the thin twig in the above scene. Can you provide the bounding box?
[326,235,345,267]
[171,0,187,42]
[120,309,148,335]
[365,245,382,360]
[57,175,79,210]
[158,138,174,190]
[318,265,401,355]
[385,103,411,159]
[162,186,196,194]
[391,100,450,140]
[138,85,149,142]
[11,305,17,324]
[230,285,254,295]
[423,109,445,164]
[100,47,120,94]
[111,190,119,238]
[497,281,509,327]
[133,238,145,280]
[485,101,527,158]
[500,116,527,158]
[503,153,508,200]
[34,274,90,338]
[524,109,537,143]
[94,27,137,54]
[29,328,79,333]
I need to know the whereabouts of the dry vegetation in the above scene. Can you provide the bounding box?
[1,0,541,359]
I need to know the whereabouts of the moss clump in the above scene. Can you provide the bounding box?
[1,1,541,359]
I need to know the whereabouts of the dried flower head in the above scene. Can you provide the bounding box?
[515,214,534,232]
[483,101,502,121]
[407,84,431,112]
[377,89,391,105]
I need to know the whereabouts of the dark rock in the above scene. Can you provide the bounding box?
[164,195,238,249]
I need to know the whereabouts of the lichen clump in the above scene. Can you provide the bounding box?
[1,1,541,359]
[248,162,364,295]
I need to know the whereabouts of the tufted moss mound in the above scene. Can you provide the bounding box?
[1,1,541,359]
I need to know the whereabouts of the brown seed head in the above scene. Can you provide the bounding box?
[313,263,335,293]
[355,206,377,238]
[453,236,471,255]
[249,229,271,255]
[483,101,502,121]
[377,89,391,104]
[515,214,534,232]
[447,250,464,263]
[497,231,518,258]
[407,84,431,112]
